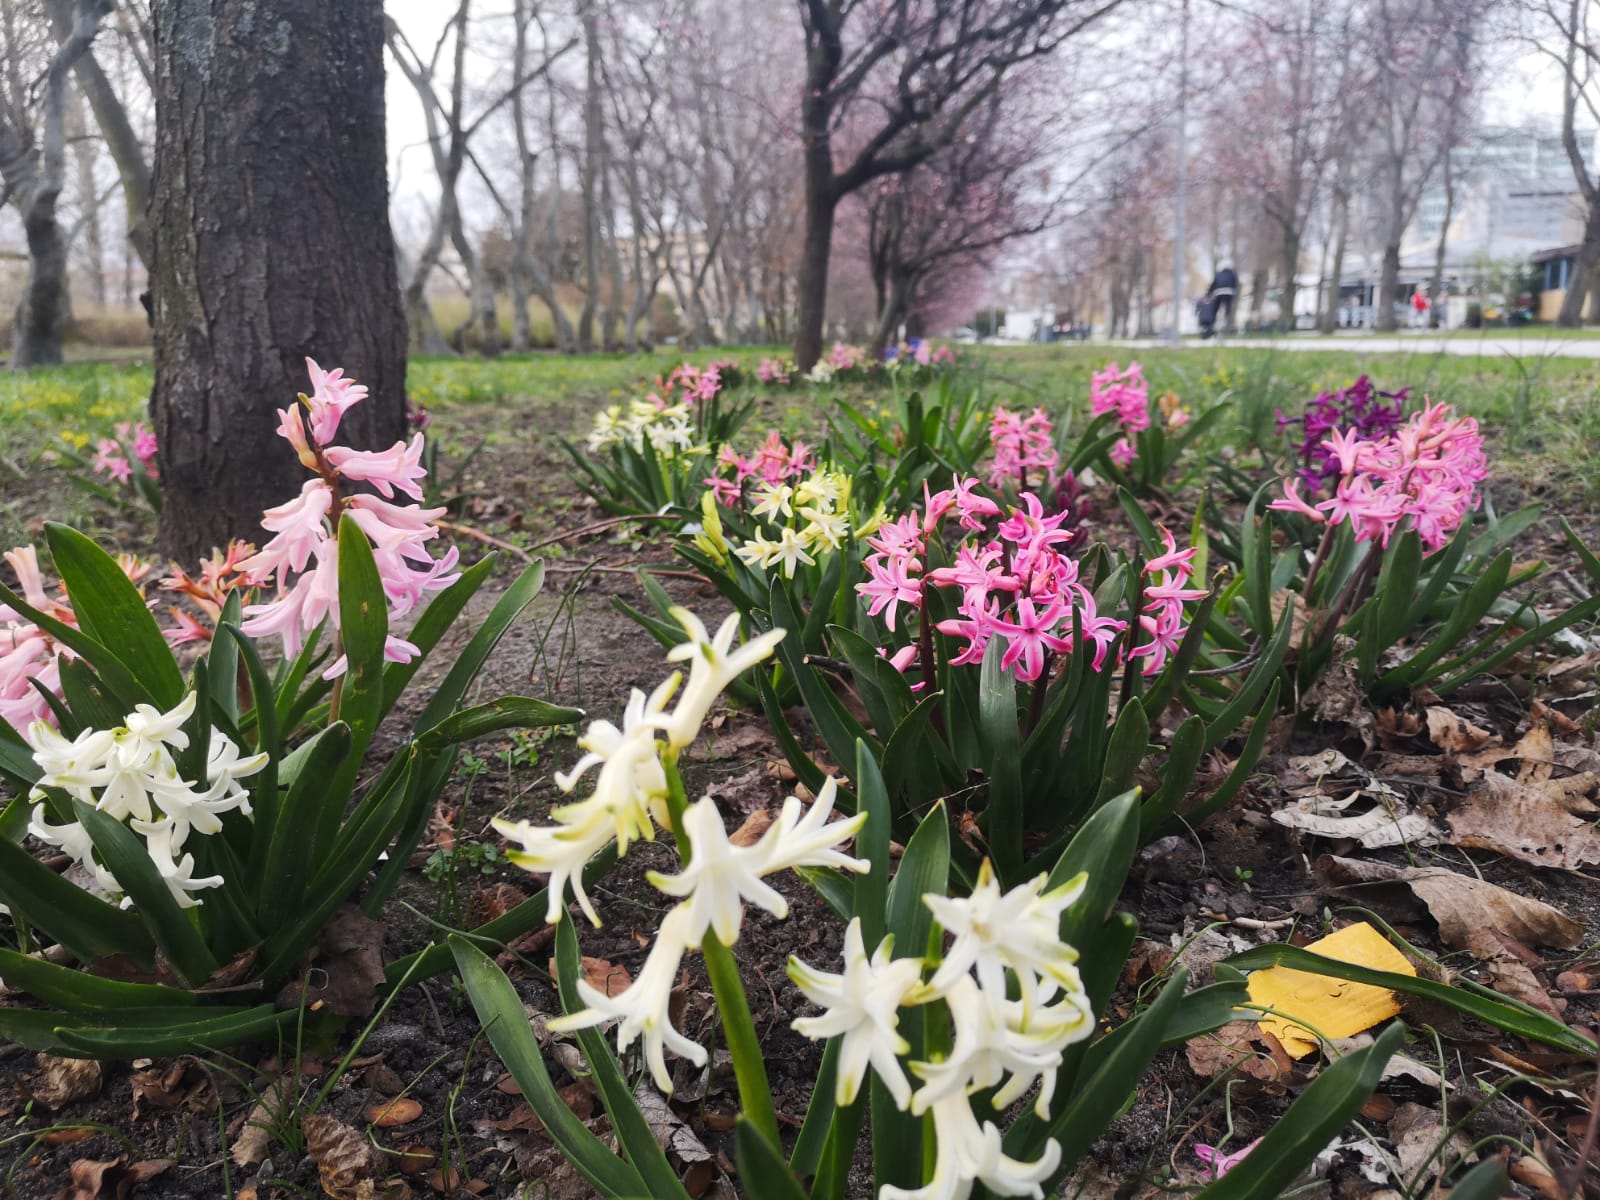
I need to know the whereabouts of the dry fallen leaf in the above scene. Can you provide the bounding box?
[30,1056,103,1110]
[1447,772,1600,868]
[1316,855,1582,953]
[365,1097,423,1128]
[393,1145,436,1177]
[546,955,633,998]
[1485,958,1565,1021]
[1302,637,1375,748]
[633,1080,729,1196]
[1183,1020,1293,1083]
[1426,706,1494,754]
[52,1156,171,1200]
[230,1077,291,1169]
[304,1113,411,1200]
[276,905,388,1019]
[1388,1103,1471,1189]
[728,809,774,847]
[1272,790,1441,848]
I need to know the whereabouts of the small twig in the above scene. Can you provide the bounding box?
[435,519,536,562]
[520,511,679,554]
[541,558,706,582]
[1561,1042,1600,1197]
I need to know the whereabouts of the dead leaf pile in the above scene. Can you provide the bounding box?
[1269,749,1441,848]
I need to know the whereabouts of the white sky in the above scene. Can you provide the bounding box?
[378,3,1577,227]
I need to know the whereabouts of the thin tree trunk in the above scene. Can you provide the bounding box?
[1320,187,1349,333]
[151,0,406,562]
[69,92,106,308]
[1375,241,1401,332]
[575,0,603,351]
[1279,228,1300,333]
[1559,203,1600,327]
[44,0,151,270]
[1428,154,1456,328]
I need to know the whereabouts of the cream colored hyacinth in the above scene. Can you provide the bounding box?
[733,466,860,577]
[585,399,695,457]
[787,862,1096,1200]
[25,691,267,909]
[493,606,785,925]
[495,604,872,1094]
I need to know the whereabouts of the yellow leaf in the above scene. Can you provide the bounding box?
[1246,922,1416,1058]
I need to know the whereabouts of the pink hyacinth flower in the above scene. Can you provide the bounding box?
[303,358,369,445]
[324,434,428,502]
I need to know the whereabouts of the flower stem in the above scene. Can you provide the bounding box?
[916,590,946,744]
[662,750,691,862]
[702,930,780,1147]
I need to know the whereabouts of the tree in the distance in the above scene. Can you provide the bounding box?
[149,0,407,562]
[791,0,1122,370]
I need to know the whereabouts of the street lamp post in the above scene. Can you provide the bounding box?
[1169,0,1189,346]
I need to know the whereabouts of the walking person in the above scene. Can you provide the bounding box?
[1410,289,1429,329]
[1207,264,1238,334]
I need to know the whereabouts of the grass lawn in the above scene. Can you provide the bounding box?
[5,341,1600,536]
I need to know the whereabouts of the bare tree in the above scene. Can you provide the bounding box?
[791,0,1121,369]
[0,0,108,366]
[1363,0,1485,332]
[858,88,1055,350]
[43,0,148,270]
[1532,0,1600,325]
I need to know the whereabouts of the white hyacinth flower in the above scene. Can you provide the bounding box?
[788,917,926,1108]
[130,818,225,908]
[751,480,794,521]
[647,778,867,947]
[547,903,705,1093]
[879,1090,1062,1200]
[924,861,1089,1013]
[908,975,1089,1119]
[657,608,785,749]
[494,805,621,927]
[552,677,677,837]
[25,722,113,800]
[25,691,265,911]
[119,691,196,757]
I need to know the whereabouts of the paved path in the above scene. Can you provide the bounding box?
[1118,332,1600,360]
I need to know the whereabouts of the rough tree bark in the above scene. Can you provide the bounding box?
[150,0,406,562]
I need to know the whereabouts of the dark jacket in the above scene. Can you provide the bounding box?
[1209,268,1238,296]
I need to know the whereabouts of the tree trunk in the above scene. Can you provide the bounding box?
[45,0,152,271]
[404,208,455,356]
[1375,243,1401,332]
[1558,202,1600,327]
[68,93,106,308]
[7,41,78,368]
[575,0,602,351]
[150,0,406,563]
[14,193,69,367]
[793,56,836,371]
[1428,153,1456,328]
[1319,188,1349,334]
[1278,229,1299,333]
[870,273,907,355]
